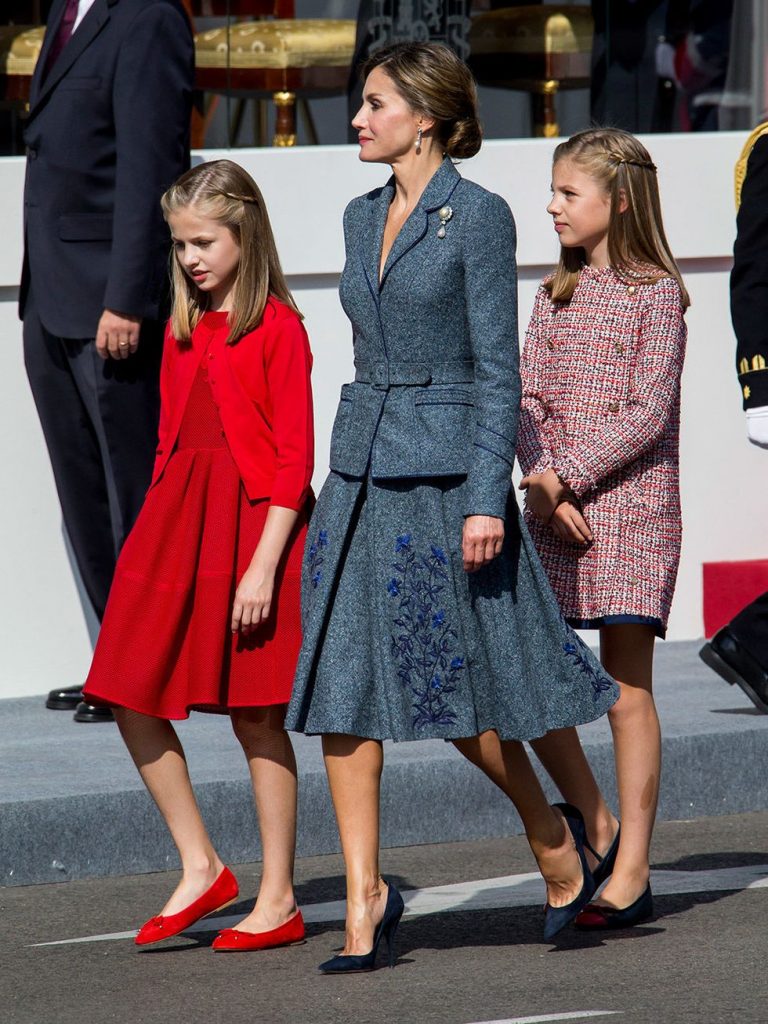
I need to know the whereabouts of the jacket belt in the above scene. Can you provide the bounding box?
[354,359,475,389]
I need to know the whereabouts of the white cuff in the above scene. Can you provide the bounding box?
[746,406,768,448]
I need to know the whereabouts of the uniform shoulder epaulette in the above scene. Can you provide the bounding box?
[735,121,768,209]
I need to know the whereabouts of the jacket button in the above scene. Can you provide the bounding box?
[627,285,636,295]
[546,341,555,351]
[615,342,624,354]
[608,401,619,413]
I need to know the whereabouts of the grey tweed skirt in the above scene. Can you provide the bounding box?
[284,472,618,742]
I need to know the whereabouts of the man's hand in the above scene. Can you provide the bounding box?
[462,515,504,573]
[519,467,565,521]
[549,501,593,546]
[95,309,142,360]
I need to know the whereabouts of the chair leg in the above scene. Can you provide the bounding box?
[273,90,297,146]
[531,80,560,138]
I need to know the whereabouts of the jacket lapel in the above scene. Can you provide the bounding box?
[29,0,66,105]
[29,0,114,118]
[378,158,461,291]
[361,178,394,301]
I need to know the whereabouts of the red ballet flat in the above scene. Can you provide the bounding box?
[212,909,306,952]
[135,866,239,946]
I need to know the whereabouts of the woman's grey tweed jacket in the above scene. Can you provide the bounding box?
[328,157,517,519]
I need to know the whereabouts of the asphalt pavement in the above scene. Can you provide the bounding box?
[4,811,767,1024]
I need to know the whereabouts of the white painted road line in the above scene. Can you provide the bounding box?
[467,1013,621,1023]
[30,863,768,947]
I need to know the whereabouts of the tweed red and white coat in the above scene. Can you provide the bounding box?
[517,266,686,628]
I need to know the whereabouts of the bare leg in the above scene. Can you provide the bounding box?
[114,707,224,916]
[229,705,299,932]
[322,734,388,956]
[452,731,586,908]
[530,727,619,871]
[596,623,658,908]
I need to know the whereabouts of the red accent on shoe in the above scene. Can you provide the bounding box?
[135,866,239,945]
[211,909,306,951]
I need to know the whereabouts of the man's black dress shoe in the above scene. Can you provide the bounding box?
[73,701,115,723]
[46,685,84,710]
[700,627,768,714]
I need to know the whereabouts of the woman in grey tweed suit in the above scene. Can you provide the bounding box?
[285,43,618,969]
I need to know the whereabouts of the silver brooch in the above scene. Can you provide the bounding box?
[437,205,453,238]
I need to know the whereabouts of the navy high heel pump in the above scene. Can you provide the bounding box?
[575,884,654,930]
[543,803,596,941]
[319,881,405,974]
[586,822,621,888]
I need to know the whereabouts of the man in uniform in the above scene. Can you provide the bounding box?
[699,123,768,712]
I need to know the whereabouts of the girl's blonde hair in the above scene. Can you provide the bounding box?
[547,128,690,308]
[161,159,301,345]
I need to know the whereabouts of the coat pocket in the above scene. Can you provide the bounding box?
[328,383,375,477]
[408,386,475,476]
[57,76,103,90]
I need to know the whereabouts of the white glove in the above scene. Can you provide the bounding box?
[747,406,768,448]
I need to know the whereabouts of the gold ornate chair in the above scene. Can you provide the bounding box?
[188,2,356,147]
[468,5,593,137]
[0,24,44,109]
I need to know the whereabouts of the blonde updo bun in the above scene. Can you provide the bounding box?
[362,42,482,159]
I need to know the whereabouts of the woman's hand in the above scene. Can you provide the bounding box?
[549,501,593,546]
[462,515,504,573]
[231,560,275,634]
[519,468,565,521]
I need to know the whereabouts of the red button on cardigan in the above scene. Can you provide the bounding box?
[151,299,314,510]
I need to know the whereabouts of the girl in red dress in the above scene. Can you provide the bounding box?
[518,128,688,931]
[84,160,314,952]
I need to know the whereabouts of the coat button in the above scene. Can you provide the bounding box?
[608,401,619,413]
[615,342,624,354]
[627,285,636,295]
[546,341,555,351]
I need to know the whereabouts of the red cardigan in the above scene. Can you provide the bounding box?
[151,299,314,510]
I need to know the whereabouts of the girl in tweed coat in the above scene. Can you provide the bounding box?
[518,128,688,930]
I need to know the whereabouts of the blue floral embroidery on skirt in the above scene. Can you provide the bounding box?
[307,529,328,589]
[562,619,615,699]
[388,535,465,729]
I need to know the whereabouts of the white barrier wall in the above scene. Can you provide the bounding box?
[2,134,765,699]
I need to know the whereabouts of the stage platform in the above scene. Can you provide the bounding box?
[2,641,767,887]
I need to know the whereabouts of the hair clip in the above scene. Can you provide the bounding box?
[221,191,258,203]
[437,205,453,238]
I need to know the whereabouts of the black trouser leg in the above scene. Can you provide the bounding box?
[23,293,160,621]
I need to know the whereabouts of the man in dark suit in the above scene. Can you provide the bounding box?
[700,125,768,713]
[21,0,193,721]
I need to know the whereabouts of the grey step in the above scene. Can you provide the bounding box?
[3,641,767,887]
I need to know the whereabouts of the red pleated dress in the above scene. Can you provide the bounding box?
[84,314,309,719]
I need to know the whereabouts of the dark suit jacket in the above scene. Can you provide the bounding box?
[20,0,193,338]
[732,133,768,410]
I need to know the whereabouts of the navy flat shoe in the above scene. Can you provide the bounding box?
[586,822,621,888]
[319,881,405,974]
[575,884,653,930]
[543,803,596,942]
